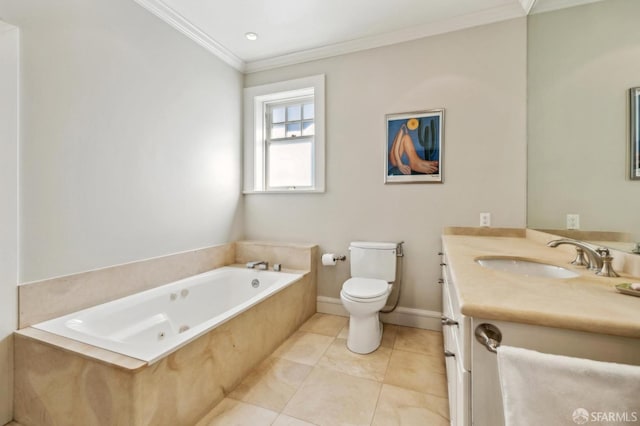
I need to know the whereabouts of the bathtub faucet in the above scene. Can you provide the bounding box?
[246,260,269,270]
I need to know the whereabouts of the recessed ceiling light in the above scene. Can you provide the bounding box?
[245,32,258,41]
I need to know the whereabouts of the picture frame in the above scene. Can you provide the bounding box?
[630,87,640,180]
[384,109,444,184]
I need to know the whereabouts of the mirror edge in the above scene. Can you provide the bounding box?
[630,87,640,180]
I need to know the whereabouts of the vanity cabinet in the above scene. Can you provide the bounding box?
[441,253,471,426]
[441,248,640,426]
[469,318,640,426]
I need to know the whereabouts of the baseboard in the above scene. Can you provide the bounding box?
[316,296,350,318]
[316,296,442,331]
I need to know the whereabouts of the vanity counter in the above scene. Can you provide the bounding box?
[442,228,640,338]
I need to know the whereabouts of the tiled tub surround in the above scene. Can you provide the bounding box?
[18,243,236,328]
[14,242,318,426]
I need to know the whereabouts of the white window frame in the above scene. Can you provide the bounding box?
[243,75,325,193]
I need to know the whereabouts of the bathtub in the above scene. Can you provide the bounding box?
[15,242,318,425]
[32,266,303,364]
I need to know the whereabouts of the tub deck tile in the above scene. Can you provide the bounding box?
[15,327,146,371]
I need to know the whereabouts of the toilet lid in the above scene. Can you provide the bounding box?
[343,277,389,299]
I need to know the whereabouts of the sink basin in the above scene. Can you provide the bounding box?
[475,256,579,279]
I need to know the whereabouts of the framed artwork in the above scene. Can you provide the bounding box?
[630,87,640,180]
[385,109,444,184]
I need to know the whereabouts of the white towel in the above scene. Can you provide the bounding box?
[497,346,640,426]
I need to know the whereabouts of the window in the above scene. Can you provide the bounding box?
[243,75,325,193]
[266,98,315,189]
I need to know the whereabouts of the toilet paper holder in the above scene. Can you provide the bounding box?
[321,253,346,266]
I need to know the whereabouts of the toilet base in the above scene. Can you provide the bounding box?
[347,316,383,354]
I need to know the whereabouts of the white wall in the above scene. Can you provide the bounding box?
[0,20,18,425]
[244,18,527,313]
[0,0,244,282]
[528,0,640,239]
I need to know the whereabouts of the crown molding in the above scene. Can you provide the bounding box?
[134,0,531,75]
[519,0,538,14]
[244,3,526,73]
[0,21,17,33]
[132,0,246,72]
[530,0,604,14]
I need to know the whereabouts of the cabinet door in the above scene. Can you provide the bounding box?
[455,360,470,426]
[442,261,471,371]
[445,354,457,426]
[470,318,640,426]
[444,331,470,426]
[442,254,470,426]
[471,328,504,426]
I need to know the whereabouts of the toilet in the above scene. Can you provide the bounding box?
[340,241,398,354]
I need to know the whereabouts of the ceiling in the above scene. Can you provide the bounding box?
[132,0,605,73]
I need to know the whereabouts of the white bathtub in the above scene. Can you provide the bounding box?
[32,266,303,364]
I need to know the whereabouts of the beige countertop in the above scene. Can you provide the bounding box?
[442,228,640,338]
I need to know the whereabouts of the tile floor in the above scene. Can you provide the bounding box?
[196,313,449,426]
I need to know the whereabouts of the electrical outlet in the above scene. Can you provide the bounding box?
[480,212,491,227]
[566,214,580,230]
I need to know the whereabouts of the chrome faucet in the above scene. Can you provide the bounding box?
[246,260,269,270]
[546,239,603,271]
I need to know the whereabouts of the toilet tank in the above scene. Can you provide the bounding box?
[349,241,398,282]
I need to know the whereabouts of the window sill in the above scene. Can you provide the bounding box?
[243,189,325,195]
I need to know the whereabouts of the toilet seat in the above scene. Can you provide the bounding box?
[340,290,388,304]
[342,277,389,299]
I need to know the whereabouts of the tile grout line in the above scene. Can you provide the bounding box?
[368,375,386,426]
[276,328,339,421]
[205,315,450,425]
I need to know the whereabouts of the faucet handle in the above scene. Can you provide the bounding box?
[595,248,619,277]
[570,247,589,267]
[597,257,619,277]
